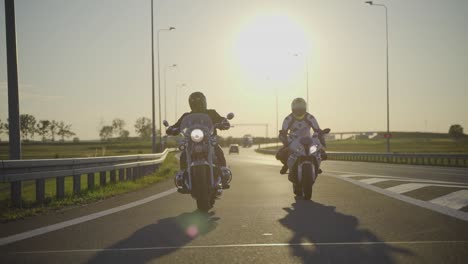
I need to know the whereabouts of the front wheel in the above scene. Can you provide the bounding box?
[192,166,211,212]
[302,163,314,200]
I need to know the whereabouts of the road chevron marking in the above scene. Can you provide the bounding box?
[9,240,468,254]
[430,190,468,210]
[335,173,468,187]
[386,183,430,194]
[359,178,389,184]
[327,173,468,222]
[0,188,177,247]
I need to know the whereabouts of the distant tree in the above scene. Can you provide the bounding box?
[134,117,152,140]
[73,137,80,143]
[57,121,76,141]
[0,119,4,136]
[49,120,59,141]
[20,114,37,141]
[112,118,128,139]
[449,124,464,140]
[0,119,4,141]
[3,120,9,136]
[119,129,130,140]
[99,125,114,141]
[36,120,51,142]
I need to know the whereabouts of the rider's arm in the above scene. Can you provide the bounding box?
[306,113,321,133]
[167,113,189,135]
[306,113,326,147]
[209,110,230,130]
[279,115,292,145]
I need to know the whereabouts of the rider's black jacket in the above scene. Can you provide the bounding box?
[167,109,229,169]
[167,109,229,136]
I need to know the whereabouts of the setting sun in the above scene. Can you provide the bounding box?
[233,13,309,82]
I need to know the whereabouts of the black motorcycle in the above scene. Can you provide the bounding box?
[163,112,234,212]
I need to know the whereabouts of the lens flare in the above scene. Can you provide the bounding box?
[186,224,199,238]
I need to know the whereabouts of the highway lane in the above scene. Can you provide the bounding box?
[1,148,468,263]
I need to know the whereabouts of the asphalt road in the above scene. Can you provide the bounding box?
[1,148,468,263]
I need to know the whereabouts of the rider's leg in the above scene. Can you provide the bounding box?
[276,147,289,174]
[175,151,188,191]
[215,145,231,188]
[215,144,227,167]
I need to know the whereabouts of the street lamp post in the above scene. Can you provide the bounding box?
[150,0,156,153]
[164,64,177,122]
[365,1,391,153]
[156,26,175,151]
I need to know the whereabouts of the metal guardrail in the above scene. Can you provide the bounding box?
[327,152,468,168]
[256,148,468,168]
[0,148,176,207]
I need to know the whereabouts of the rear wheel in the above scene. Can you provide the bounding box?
[192,166,211,212]
[302,163,314,200]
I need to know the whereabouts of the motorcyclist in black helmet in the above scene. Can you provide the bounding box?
[166,92,232,189]
[276,97,328,174]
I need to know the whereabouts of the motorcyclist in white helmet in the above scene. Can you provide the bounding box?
[276,97,328,174]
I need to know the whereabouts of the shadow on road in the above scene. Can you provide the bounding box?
[279,201,413,263]
[87,210,219,264]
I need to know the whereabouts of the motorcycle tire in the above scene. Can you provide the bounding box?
[302,163,314,200]
[192,166,212,212]
[293,183,302,197]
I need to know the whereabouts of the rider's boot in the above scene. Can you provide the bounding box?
[220,166,232,189]
[175,170,189,193]
[280,164,288,174]
[320,149,328,161]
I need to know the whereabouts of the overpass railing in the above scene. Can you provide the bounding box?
[0,148,175,207]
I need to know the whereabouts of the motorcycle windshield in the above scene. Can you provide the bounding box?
[179,113,214,134]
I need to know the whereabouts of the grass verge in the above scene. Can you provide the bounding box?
[0,153,179,222]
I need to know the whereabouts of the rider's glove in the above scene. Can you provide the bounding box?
[166,126,180,135]
[279,130,288,146]
[219,119,230,130]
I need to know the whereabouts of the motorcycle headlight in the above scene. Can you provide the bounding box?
[190,129,204,143]
[309,145,318,154]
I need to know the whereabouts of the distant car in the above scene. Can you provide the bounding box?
[229,144,240,154]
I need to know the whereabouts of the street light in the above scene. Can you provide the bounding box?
[365,1,391,153]
[155,25,175,152]
[164,64,177,121]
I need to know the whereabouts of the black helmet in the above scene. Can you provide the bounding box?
[189,92,207,112]
[291,97,307,119]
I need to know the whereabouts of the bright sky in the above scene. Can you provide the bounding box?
[0,0,467,140]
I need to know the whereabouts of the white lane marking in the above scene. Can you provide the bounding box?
[360,178,389,184]
[0,188,177,247]
[386,183,430,194]
[327,174,468,222]
[10,240,468,254]
[430,190,468,210]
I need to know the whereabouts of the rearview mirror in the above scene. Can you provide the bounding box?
[226,112,235,120]
[323,128,331,134]
[163,120,169,127]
